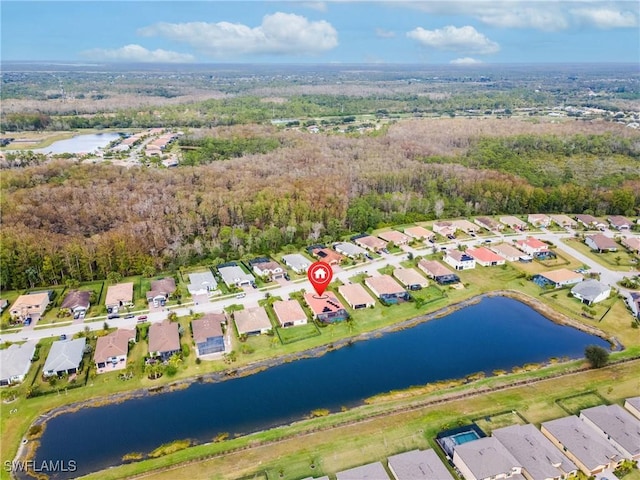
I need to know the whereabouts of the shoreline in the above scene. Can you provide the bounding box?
[14,291,617,474]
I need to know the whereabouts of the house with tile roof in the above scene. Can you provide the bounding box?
[148,320,180,361]
[304,292,349,323]
[365,275,409,304]
[467,247,506,267]
[192,313,226,356]
[338,283,376,309]
[273,299,307,327]
[234,307,272,336]
[585,234,618,253]
[94,329,135,373]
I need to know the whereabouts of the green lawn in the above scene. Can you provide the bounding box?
[474,410,527,434]
[565,238,639,271]
[555,391,609,415]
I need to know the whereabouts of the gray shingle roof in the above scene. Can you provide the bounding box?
[387,449,453,480]
[0,341,37,382]
[43,338,86,374]
[542,416,624,471]
[493,424,577,480]
[571,280,610,302]
[336,461,390,480]
[580,404,640,458]
[187,271,217,294]
[453,437,520,479]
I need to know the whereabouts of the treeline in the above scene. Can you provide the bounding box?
[1,124,638,291]
[179,136,282,166]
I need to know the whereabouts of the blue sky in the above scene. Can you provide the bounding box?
[2,1,639,64]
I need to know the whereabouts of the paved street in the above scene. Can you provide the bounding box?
[2,228,638,344]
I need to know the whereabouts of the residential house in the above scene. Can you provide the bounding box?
[378,230,410,246]
[272,300,307,327]
[187,271,218,296]
[304,292,349,323]
[432,221,457,238]
[146,277,176,307]
[541,415,625,475]
[571,280,611,305]
[621,236,640,253]
[624,397,640,420]
[515,237,549,256]
[575,214,606,230]
[365,275,408,304]
[250,259,285,280]
[403,226,435,242]
[60,290,91,318]
[333,242,367,259]
[580,405,640,461]
[585,234,618,253]
[0,341,37,386]
[311,247,344,265]
[492,424,578,480]
[218,265,255,288]
[353,234,387,253]
[467,247,506,267]
[490,243,526,262]
[499,216,528,231]
[444,250,476,270]
[105,282,134,314]
[452,437,522,480]
[528,213,552,228]
[474,216,503,232]
[608,215,632,231]
[550,214,577,229]
[336,462,390,480]
[393,268,428,290]
[94,329,135,373]
[43,338,86,377]
[148,320,180,361]
[452,219,480,235]
[537,269,583,288]
[387,449,454,480]
[338,283,376,309]
[626,292,640,319]
[234,307,272,336]
[192,313,226,356]
[418,259,460,285]
[10,292,50,323]
[282,253,311,274]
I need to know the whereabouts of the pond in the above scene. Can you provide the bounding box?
[33,296,609,478]
[31,133,120,154]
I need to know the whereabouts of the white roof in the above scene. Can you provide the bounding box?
[43,338,86,374]
[187,271,217,293]
[334,242,367,256]
[0,341,37,381]
[454,437,519,479]
[218,265,254,286]
[282,253,311,271]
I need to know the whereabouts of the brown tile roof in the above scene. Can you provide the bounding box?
[490,243,524,259]
[192,313,225,343]
[622,237,640,252]
[105,282,134,307]
[304,292,346,315]
[338,283,376,307]
[587,234,618,250]
[272,300,307,326]
[148,320,180,355]
[418,260,453,277]
[393,268,428,286]
[94,329,135,363]
[378,230,410,244]
[150,277,176,295]
[403,226,434,240]
[60,290,91,310]
[311,248,344,265]
[541,268,583,284]
[355,235,387,251]
[365,275,405,296]
[234,307,272,334]
[452,219,479,232]
[10,292,49,316]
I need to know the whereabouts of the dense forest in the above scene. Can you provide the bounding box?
[1,118,638,291]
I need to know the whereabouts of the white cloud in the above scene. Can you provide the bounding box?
[138,13,338,57]
[375,27,396,38]
[81,44,195,63]
[300,2,327,12]
[407,25,500,54]
[450,57,483,65]
[571,7,638,28]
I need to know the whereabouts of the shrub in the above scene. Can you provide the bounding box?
[585,345,609,368]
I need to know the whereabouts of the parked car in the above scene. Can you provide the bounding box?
[283,273,290,281]
[137,315,148,323]
[236,292,246,299]
[23,318,32,326]
[107,313,120,320]
[251,282,258,289]
[124,314,134,319]
[59,334,67,340]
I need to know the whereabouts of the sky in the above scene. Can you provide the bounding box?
[1,1,639,64]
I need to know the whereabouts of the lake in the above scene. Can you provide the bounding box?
[31,133,120,154]
[33,297,609,478]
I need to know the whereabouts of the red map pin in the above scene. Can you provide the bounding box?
[308,261,333,297]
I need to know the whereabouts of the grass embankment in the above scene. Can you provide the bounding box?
[564,237,639,272]
[78,359,640,480]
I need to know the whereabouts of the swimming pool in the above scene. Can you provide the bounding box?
[436,424,486,458]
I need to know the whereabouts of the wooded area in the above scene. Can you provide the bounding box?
[1,118,638,290]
